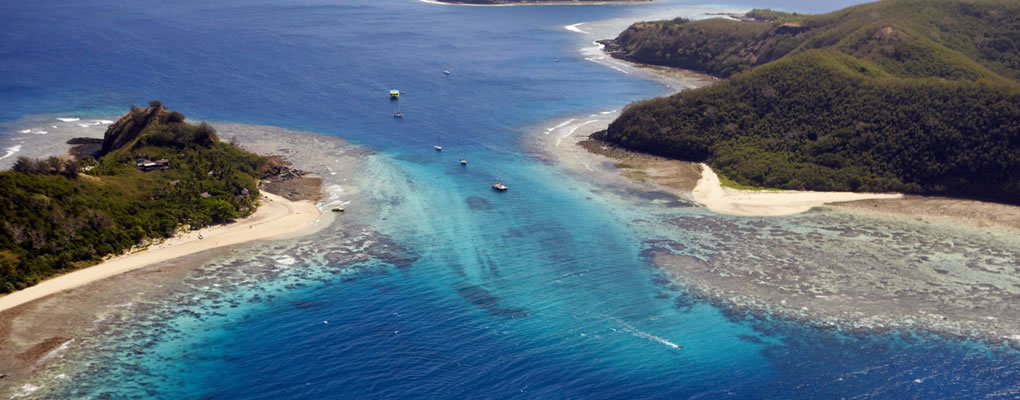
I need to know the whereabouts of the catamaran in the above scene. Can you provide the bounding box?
[492,171,508,191]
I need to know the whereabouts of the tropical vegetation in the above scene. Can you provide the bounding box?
[600,0,1020,202]
[0,103,264,293]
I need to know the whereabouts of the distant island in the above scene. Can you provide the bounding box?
[0,102,311,293]
[428,0,650,4]
[596,0,1020,204]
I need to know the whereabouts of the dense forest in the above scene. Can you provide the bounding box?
[599,0,1020,202]
[0,103,265,293]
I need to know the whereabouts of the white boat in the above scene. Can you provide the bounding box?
[492,170,508,191]
[460,158,467,165]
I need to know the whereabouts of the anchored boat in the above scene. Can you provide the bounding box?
[492,170,508,191]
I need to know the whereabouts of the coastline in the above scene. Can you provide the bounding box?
[534,13,1020,344]
[0,192,322,313]
[537,109,1020,345]
[692,163,903,217]
[0,120,369,394]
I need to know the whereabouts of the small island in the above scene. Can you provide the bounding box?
[596,0,1020,204]
[0,102,319,297]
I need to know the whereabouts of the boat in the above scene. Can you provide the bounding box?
[393,111,403,118]
[460,158,467,166]
[492,170,508,191]
[434,134,442,151]
[331,207,345,213]
[443,68,451,75]
[389,89,400,99]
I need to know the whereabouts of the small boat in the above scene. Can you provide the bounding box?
[434,145,443,151]
[389,89,400,99]
[393,111,404,118]
[331,207,345,213]
[443,69,451,75]
[492,170,508,191]
[460,158,467,166]
[434,134,442,151]
[554,59,560,63]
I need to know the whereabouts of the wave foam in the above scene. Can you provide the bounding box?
[556,119,600,147]
[32,130,48,135]
[545,118,576,134]
[564,23,589,34]
[56,117,79,122]
[18,129,31,134]
[1,145,23,160]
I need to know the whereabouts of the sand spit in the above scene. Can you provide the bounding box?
[0,192,320,313]
[692,163,903,217]
[0,121,372,392]
[537,111,1020,343]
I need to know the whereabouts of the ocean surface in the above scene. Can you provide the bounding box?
[2,0,1019,398]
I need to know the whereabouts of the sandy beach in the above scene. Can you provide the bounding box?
[0,192,322,313]
[691,163,903,217]
[535,109,1020,342]
[0,121,368,393]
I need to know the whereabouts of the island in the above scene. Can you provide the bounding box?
[0,102,320,298]
[596,0,1020,204]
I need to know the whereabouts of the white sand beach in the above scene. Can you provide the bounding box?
[0,192,322,312]
[691,163,903,217]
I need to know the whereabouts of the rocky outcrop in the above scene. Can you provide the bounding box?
[99,106,167,155]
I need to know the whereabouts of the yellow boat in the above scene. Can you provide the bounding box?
[389,90,400,99]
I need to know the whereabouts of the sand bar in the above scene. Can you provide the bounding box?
[0,192,321,312]
[691,163,903,217]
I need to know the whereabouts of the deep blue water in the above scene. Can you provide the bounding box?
[3,0,1020,399]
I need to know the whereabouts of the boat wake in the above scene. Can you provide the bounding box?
[601,314,682,350]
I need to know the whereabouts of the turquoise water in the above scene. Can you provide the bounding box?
[2,0,1019,398]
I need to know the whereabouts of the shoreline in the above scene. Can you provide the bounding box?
[1,120,367,393]
[535,108,1020,344]
[0,191,323,313]
[692,162,903,217]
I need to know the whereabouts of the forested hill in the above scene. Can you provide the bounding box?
[0,102,266,293]
[599,0,1020,203]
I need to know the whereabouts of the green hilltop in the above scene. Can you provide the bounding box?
[0,102,265,293]
[599,0,1020,202]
